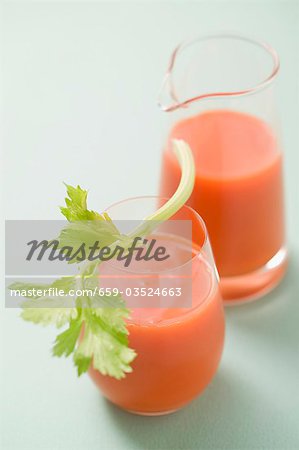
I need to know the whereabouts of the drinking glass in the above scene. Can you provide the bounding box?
[88,197,225,415]
[158,33,287,304]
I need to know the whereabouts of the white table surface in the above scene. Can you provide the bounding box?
[1,1,299,449]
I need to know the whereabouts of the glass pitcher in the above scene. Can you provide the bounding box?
[158,34,287,304]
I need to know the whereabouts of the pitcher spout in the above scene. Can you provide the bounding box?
[158,33,279,113]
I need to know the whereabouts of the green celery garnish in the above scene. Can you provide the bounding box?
[8,139,195,379]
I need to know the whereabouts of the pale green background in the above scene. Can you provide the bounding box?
[1,1,299,449]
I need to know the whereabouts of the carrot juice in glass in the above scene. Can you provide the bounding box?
[159,34,287,303]
[89,197,225,415]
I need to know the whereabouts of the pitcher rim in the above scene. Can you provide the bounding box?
[158,32,280,112]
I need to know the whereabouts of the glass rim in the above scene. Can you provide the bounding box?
[102,195,209,274]
[158,32,280,112]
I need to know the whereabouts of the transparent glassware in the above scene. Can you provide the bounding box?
[88,197,225,415]
[158,33,287,304]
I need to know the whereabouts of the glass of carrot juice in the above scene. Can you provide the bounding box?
[159,34,287,304]
[88,197,225,415]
